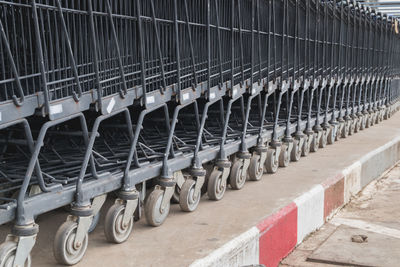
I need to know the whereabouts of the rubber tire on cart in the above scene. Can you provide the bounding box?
[279,145,290,167]
[327,127,335,145]
[354,118,360,133]
[335,123,343,140]
[104,203,134,244]
[370,114,375,126]
[319,130,327,148]
[302,136,311,156]
[248,154,263,181]
[179,179,200,212]
[375,112,379,124]
[202,164,214,196]
[207,169,227,201]
[229,160,246,190]
[365,116,371,128]
[360,116,366,130]
[145,189,170,227]
[290,139,301,162]
[0,241,31,267]
[54,220,88,265]
[349,121,355,135]
[341,123,349,138]
[171,185,181,204]
[265,149,278,174]
[88,211,100,234]
[310,133,319,152]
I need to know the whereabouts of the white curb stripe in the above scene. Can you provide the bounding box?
[190,226,260,267]
[359,135,400,165]
[294,185,324,244]
[343,161,362,203]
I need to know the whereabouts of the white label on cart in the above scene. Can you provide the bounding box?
[210,92,216,100]
[50,104,63,115]
[107,97,115,114]
[0,112,2,121]
[252,88,256,95]
[233,88,237,97]
[147,95,155,104]
[183,93,189,101]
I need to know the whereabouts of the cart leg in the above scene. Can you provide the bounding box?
[0,225,38,267]
[54,194,106,265]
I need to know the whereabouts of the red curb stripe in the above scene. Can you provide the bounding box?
[323,174,345,219]
[257,202,297,267]
[321,172,344,189]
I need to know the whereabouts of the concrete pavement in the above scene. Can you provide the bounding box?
[281,163,400,267]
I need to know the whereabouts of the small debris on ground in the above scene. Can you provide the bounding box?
[351,234,368,243]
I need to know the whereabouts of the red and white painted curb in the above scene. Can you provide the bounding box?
[191,135,400,267]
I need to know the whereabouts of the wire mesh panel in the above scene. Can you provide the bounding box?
[0,2,399,266]
[0,1,41,103]
[0,1,89,105]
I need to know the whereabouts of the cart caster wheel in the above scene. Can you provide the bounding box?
[145,189,170,227]
[349,121,355,136]
[341,123,349,138]
[336,123,343,141]
[319,130,327,148]
[302,136,311,156]
[229,160,246,190]
[290,140,301,162]
[208,169,227,200]
[54,221,88,265]
[179,179,200,212]
[171,186,181,204]
[384,112,389,120]
[0,241,31,267]
[88,212,100,234]
[279,145,290,167]
[360,116,365,129]
[365,116,370,128]
[104,203,133,244]
[265,149,278,173]
[310,134,319,152]
[353,119,359,133]
[378,112,383,122]
[335,131,340,141]
[202,165,214,196]
[248,155,263,181]
[359,117,365,130]
[327,127,335,145]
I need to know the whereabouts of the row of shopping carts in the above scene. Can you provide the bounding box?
[0,0,399,266]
